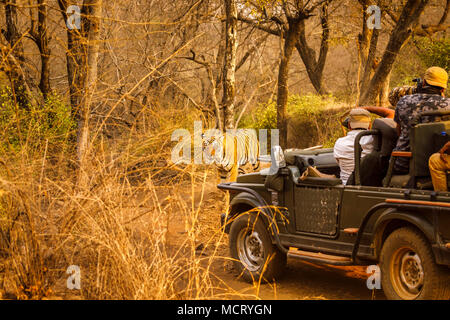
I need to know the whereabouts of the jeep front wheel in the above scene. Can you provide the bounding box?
[229,212,286,283]
[380,227,450,300]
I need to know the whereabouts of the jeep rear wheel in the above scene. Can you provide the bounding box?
[229,212,286,283]
[380,227,450,300]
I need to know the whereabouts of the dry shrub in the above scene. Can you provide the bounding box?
[0,104,258,300]
[0,181,53,300]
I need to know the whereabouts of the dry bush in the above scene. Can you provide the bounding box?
[0,103,259,300]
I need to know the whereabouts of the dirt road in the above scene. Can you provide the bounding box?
[211,258,386,300]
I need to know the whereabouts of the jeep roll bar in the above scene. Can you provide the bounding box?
[353,130,380,186]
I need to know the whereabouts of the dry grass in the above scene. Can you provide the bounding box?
[0,104,264,300]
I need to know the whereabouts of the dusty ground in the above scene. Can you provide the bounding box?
[209,257,386,300]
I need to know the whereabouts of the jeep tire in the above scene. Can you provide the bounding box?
[380,227,450,300]
[229,212,286,283]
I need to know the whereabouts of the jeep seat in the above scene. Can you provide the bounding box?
[372,118,398,157]
[351,118,397,187]
[383,110,450,189]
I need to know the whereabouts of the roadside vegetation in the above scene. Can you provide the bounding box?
[0,92,241,299]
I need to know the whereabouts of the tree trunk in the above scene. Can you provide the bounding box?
[222,0,238,131]
[378,70,391,106]
[203,20,225,130]
[278,19,302,149]
[360,29,379,95]
[30,0,51,99]
[2,0,29,107]
[356,0,383,106]
[58,0,85,119]
[356,0,369,100]
[360,0,429,105]
[295,1,329,95]
[58,0,102,186]
[37,0,50,99]
[77,0,102,187]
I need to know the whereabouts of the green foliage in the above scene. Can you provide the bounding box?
[240,94,349,149]
[391,44,424,88]
[0,88,76,156]
[391,38,449,89]
[240,94,337,129]
[416,38,450,70]
[240,98,277,130]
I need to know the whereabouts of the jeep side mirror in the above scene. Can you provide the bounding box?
[268,146,286,175]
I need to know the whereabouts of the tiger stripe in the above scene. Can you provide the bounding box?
[203,129,260,183]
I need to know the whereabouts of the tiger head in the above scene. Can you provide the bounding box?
[201,133,223,165]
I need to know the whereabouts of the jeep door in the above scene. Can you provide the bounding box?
[293,180,344,237]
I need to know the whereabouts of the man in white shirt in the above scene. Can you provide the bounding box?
[334,108,374,185]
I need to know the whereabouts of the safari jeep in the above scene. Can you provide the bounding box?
[217,111,450,300]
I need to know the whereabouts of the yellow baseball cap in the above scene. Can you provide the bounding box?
[424,66,448,89]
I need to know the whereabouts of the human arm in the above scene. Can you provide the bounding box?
[362,106,395,119]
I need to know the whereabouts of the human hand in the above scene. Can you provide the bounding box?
[439,141,450,163]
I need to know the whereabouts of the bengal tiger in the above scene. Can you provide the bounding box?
[202,129,261,183]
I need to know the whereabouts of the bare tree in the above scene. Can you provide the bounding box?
[359,0,430,106]
[58,0,85,117]
[238,0,328,148]
[58,0,103,186]
[181,1,272,131]
[238,0,331,95]
[29,0,51,99]
[295,0,330,95]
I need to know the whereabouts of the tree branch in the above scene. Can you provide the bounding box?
[413,0,449,36]
[182,50,222,123]
[235,34,269,71]
[237,14,284,37]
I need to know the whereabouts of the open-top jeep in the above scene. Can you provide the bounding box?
[218,110,450,300]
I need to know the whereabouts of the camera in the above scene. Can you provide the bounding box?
[341,117,350,129]
[413,78,424,92]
